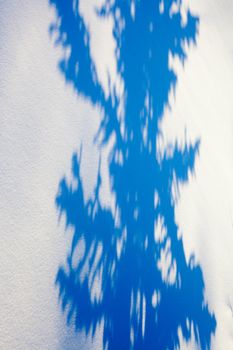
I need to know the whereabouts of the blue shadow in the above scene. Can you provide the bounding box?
[49,1,216,349]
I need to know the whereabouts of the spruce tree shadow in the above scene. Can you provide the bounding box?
[49,1,216,349]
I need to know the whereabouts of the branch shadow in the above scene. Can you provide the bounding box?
[49,1,216,349]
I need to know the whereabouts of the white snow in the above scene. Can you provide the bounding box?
[0,0,232,349]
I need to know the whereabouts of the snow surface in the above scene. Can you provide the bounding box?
[0,0,232,349]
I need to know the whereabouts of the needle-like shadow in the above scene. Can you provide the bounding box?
[49,1,216,349]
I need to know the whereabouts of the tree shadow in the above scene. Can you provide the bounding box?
[49,1,216,349]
